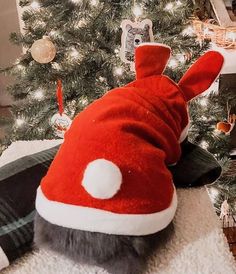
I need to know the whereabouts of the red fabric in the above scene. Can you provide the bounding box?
[41,75,187,214]
[56,79,64,115]
[135,44,171,79]
[40,44,223,215]
[178,51,224,101]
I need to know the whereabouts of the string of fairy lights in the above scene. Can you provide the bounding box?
[14,0,198,129]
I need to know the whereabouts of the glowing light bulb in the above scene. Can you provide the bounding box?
[49,30,60,37]
[177,54,185,63]
[33,88,44,100]
[90,0,99,6]
[114,67,123,76]
[77,18,87,27]
[98,76,106,82]
[79,98,88,105]
[15,118,25,127]
[69,47,80,59]
[200,140,209,149]
[199,97,208,107]
[168,58,178,68]
[176,0,182,6]
[165,3,174,11]
[51,62,61,70]
[132,5,143,17]
[31,1,40,9]
[17,64,25,70]
[71,0,82,4]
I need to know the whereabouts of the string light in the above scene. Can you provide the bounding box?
[98,76,106,82]
[33,88,44,100]
[51,62,62,70]
[68,47,80,59]
[176,0,182,6]
[16,64,25,71]
[70,0,82,4]
[168,58,178,68]
[79,98,88,106]
[199,97,209,107]
[30,1,40,9]
[77,18,87,27]
[132,4,143,17]
[15,118,25,127]
[38,127,44,133]
[90,0,99,6]
[49,30,60,37]
[114,67,123,76]
[36,20,46,28]
[176,54,185,63]
[165,3,174,11]
[200,140,209,150]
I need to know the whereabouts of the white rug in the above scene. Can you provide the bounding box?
[1,140,236,274]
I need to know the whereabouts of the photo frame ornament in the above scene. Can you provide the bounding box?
[120,19,154,70]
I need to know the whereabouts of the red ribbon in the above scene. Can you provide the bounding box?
[56,79,64,115]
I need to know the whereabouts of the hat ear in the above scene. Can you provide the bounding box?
[135,43,171,79]
[178,51,224,101]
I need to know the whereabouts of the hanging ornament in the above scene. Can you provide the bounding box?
[216,101,235,135]
[120,19,154,66]
[30,36,56,64]
[50,80,72,138]
[120,1,154,71]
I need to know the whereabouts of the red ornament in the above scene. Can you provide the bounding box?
[50,80,72,138]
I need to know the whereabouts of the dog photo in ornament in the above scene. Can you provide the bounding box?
[34,44,224,274]
[120,19,154,64]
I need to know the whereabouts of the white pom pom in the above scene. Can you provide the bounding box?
[82,159,122,199]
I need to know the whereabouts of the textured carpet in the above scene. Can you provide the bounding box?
[1,140,236,274]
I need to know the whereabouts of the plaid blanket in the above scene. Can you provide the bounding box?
[0,139,221,270]
[0,145,60,269]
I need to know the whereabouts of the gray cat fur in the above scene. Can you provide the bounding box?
[34,212,174,274]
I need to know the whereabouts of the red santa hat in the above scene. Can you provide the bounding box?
[35,44,224,236]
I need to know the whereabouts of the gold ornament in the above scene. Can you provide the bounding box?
[30,36,56,64]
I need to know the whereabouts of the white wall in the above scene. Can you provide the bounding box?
[0,0,22,105]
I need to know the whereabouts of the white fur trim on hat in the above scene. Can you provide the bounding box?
[0,246,9,270]
[179,121,190,143]
[35,186,177,236]
[179,106,190,143]
[82,159,122,199]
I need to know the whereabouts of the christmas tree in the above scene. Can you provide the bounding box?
[1,0,235,211]
[1,0,207,147]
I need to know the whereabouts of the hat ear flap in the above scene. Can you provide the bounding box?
[178,51,224,101]
[135,43,171,79]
